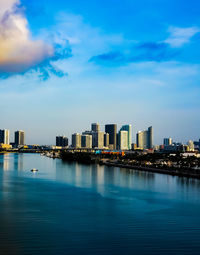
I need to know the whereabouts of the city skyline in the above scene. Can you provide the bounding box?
[0,123,199,150]
[1,124,149,147]
[1,0,200,145]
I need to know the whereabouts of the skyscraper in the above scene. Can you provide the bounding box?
[72,133,81,148]
[188,140,194,151]
[91,123,100,132]
[120,125,132,150]
[136,131,147,149]
[118,130,128,150]
[0,129,10,144]
[56,136,68,147]
[147,126,153,149]
[105,124,117,150]
[136,126,153,149]
[15,130,25,146]
[163,138,172,146]
[81,135,92,148]
[93,131,104,149]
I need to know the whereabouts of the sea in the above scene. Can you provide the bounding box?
[0,153,200,255]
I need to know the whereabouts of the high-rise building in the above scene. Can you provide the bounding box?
[56,136,68,147]
[194,139,200,150]
[93,131,104,149]
[131,143,137,150]
[72,133,81,148]
[105,124,117,150]
[118,130,128,150]
[83,130,105,149]
[188,140,195,151]
[81,135,92,148]
[91,123,100,132]
[147,126,153,149]
[82,131,95,147]
[136,126,153,149]
[163,138,172,146]
[0,129,10,144]
[136,130,147,149]
[15,130,25,146]
[120,125,132,150]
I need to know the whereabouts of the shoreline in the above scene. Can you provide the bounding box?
[60,150,200,180]
[101,161,200,179]
[1,151,200,180]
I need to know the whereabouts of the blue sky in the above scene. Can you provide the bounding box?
[0,0,200,145]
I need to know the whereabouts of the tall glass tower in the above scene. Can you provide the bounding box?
[15,130,25,146]
[136,126,153,149]
[105,124,117,150]
[0,129,10,144]
[120,125,132,150]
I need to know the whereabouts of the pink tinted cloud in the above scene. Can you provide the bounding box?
[0,0,54,74]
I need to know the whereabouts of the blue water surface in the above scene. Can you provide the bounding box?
[0,153,200,255]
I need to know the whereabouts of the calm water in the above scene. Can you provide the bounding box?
[1,153,200,255]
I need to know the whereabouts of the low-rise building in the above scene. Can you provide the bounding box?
[0,144,12,150]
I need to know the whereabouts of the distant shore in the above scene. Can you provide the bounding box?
[101,161,200,179]
[1,150,200,180]
[61,150,200,180]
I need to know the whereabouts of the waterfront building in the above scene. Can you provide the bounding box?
[194,139,200,151]
[0,129,10,145]
[188,140,195,151]
[56,136,68,147]
[154,145,160,151]
[72,133,81,148]
[10,142,16,148]
[105,124,117,150]
[120,125,132,150]
[81,135,92,148]
[91,123,100,132]
[131,143,137,150]
[136,126,153,149]
[118,130,128,150]
[15,130,25,146]
[163,143,189,152]
[163,138,172,146]
[0,144,12,150]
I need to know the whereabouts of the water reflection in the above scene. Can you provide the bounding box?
[177,177,200,188]
[2,153,200,202]
[14,153,24,171]
[0,153,12,171]
[0,153,24,172]
[53,160,200,203]
[2,154,10,171]
[54,160,157,198]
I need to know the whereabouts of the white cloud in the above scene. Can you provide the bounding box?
[165,26,200,47]
[51,13,131,58]
[0,0,54,73]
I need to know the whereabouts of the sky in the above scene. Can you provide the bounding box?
[0,0,200,145]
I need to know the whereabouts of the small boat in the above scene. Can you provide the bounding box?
[31,168,38,172]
